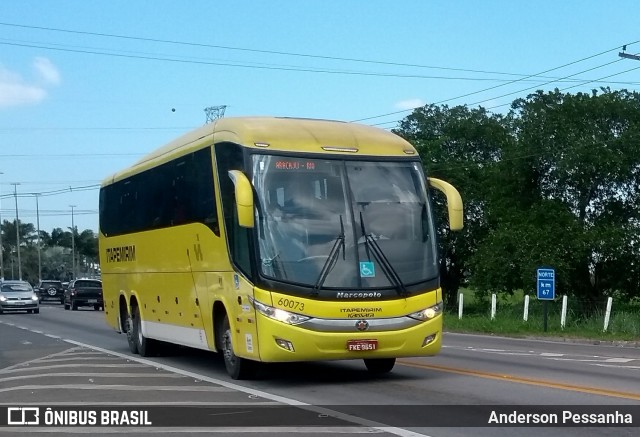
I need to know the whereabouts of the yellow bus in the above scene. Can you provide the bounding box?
[99,116,463,379]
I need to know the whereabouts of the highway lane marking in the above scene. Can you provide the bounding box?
[0,426,384,433]
[397,360,640,401]
[0,401,293,406]
[0,372,188,383]
[30,356,123,363]
[445,344,640,368]
[0,384,242,393]
[0,363,148,374]
[59,338,431,437]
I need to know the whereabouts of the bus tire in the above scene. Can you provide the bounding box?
[217,314,257,380]
[132,305,157,357]
[364,358,396,374]
[126,309,138,354]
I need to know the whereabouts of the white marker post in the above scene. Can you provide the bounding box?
[603,297,613,332]
[458,293,464,319]
[523,295,530,322]
[560,295,568,329]
[491,294,497,320]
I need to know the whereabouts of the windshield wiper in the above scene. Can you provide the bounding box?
[359,212,408,297]
[312,215,346,295]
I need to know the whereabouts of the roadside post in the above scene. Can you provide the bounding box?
[536,267,555,332]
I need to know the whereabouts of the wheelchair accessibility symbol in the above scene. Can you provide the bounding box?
[359,261,376,278]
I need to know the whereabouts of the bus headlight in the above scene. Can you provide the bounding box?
[408,302,443,321]
[249,297,311,325]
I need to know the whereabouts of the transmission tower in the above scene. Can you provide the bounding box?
[204,105,227,123]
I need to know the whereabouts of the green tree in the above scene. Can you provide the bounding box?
[509,88,640,305]
[395,104,510,305]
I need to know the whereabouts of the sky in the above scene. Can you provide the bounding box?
[0,0,639,234]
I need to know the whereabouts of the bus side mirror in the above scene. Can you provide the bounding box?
[428,177,463,231]
[228,170,255,228]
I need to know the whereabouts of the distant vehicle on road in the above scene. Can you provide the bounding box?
[64,279,103,311]
[0,280,40,314]
[36,280,65,304]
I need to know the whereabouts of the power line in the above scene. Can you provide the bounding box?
[485,63,640,111]
[6,38,629,84]
[366,50,640,128]
[467,58,624,108]
[0,21,622,79]
[351,40,640,123]
[0,184,100,200]
[4,32,640,86]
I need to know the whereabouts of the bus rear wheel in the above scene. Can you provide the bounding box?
[132,305,158,357]
[364,358,396,374]
[217,314,257,380]
[126,309,138,354]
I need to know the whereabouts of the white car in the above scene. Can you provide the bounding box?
[0,280,40,314]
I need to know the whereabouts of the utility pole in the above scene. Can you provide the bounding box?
[70,205,76,279]
[35,193,42,281]
[204,105,227,124]
[0,171,4,280]
[619,45,640,61]
[11,182,21,280]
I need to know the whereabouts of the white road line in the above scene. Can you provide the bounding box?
[0,384,239,393]
[0,372,186,383]
[0,426,384,433]
[0,401,282,406]
[30,357,123,363]
[0,319,430,437]
[63,339,430,437]
[0,364,148,374]
[593,364,640,370]
[604,358,635,363]
[0,346,82,373]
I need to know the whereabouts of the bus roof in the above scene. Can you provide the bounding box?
[101,116,417,185]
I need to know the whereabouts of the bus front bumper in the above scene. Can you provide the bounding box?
[254,313,442,362]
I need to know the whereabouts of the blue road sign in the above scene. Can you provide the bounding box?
[537,268,555,300]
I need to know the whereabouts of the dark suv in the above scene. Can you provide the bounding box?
[36,280,65,304]
[64,279,103,311]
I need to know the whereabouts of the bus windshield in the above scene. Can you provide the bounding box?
[251,155,438,290]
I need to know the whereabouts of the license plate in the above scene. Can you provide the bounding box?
[88,299,98,303]
[347,339,378,351]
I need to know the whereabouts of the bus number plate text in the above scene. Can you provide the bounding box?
[347,339,378,351]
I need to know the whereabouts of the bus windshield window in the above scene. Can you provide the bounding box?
[251,155,438,290]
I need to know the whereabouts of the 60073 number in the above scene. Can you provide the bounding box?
[277,298,304,311]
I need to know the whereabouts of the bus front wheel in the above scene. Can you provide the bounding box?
[218,314,257,380]
[364,358,396,374]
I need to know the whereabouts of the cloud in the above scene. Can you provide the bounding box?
[0,57,60,108]
[394,98,425,110]
[33,57,61,85]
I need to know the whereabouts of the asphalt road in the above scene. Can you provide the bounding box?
[0,302,638,436]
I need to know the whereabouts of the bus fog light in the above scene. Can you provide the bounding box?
[422,334,436,347]
[275,338,295,352]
